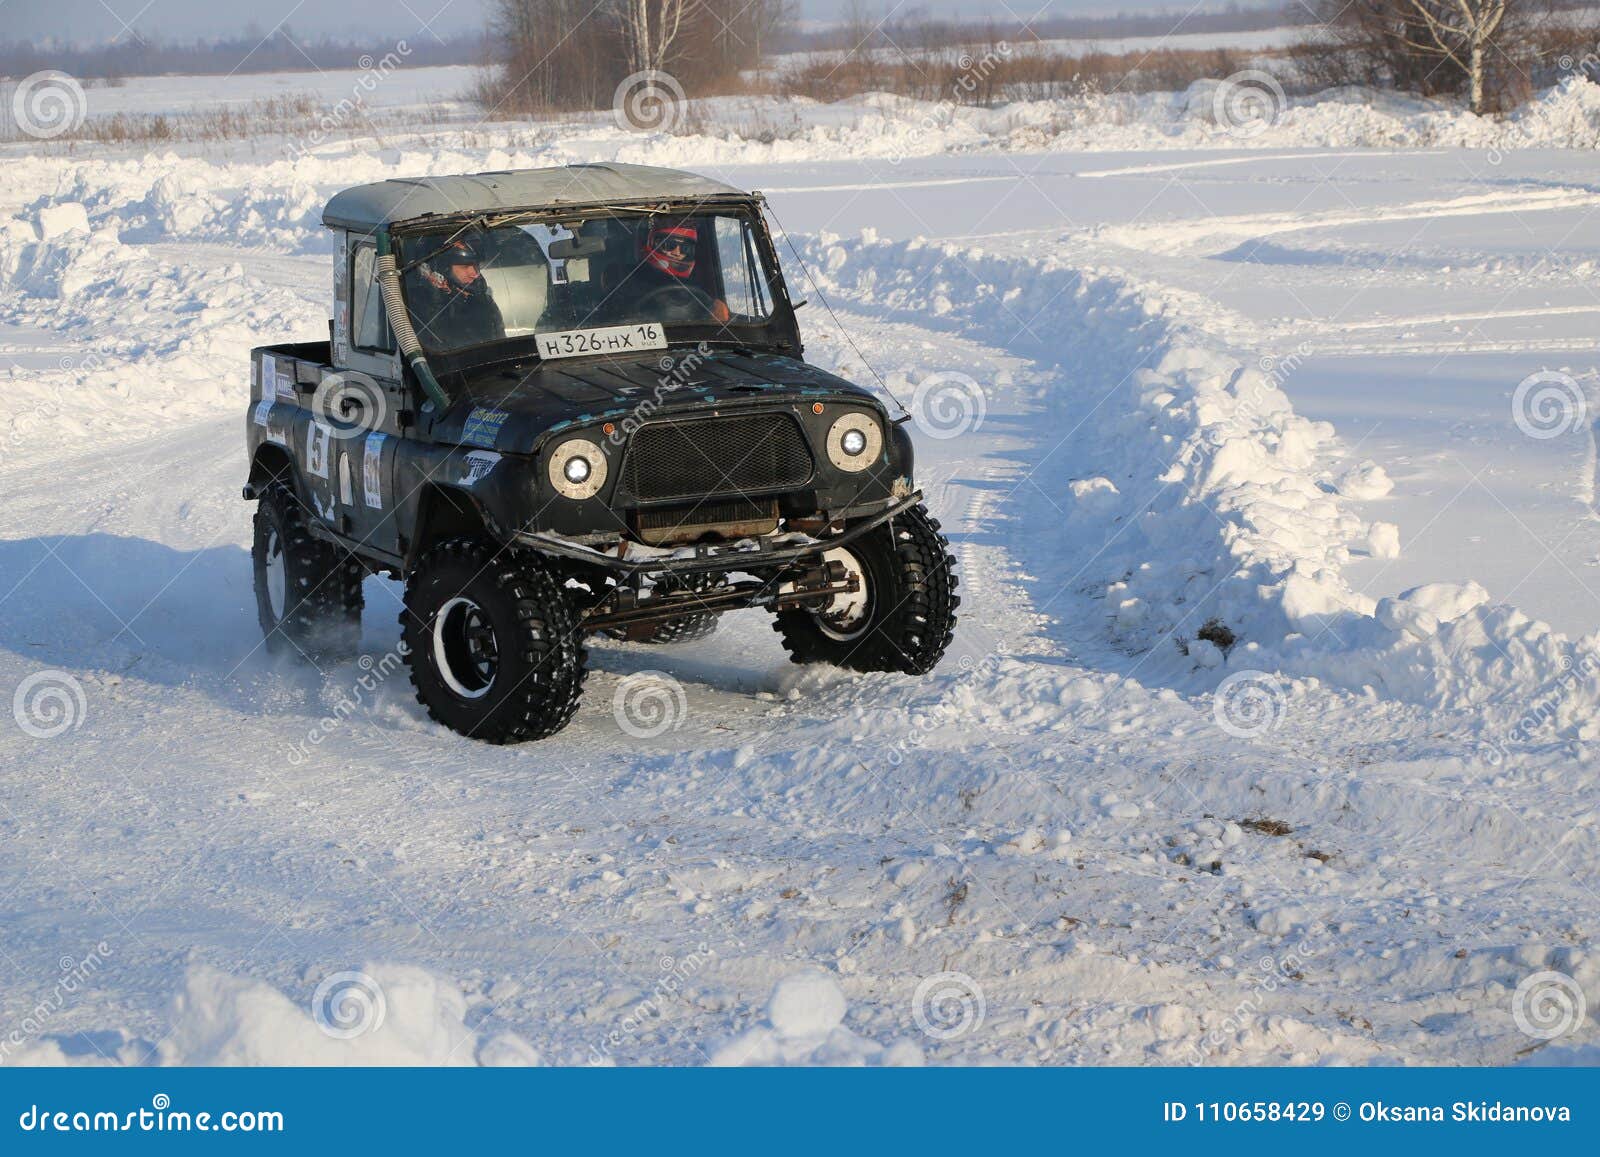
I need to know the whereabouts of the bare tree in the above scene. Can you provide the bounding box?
[618,0,703,76]
[1318,0,1547,113]
[1396,0,1509,112]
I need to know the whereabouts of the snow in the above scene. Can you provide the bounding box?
[1,70,1599,1066]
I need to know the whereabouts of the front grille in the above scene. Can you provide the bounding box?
[622,414,813,501]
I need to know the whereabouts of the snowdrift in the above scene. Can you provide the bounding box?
[797,229,1600,740]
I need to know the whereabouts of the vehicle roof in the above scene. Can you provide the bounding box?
[322,163,753,232]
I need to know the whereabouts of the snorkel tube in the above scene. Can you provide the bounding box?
[375,226,451,411]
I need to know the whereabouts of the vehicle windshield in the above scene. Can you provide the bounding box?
[396,209,778,357]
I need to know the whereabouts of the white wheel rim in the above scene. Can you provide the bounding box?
[814,546,872,642]
[433,596,498,700]
[264,529,287,622]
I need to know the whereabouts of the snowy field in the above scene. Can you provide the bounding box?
[2,73,1600,1066]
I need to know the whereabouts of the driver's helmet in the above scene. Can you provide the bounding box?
[441,238,486,293]
[642,224,697,279]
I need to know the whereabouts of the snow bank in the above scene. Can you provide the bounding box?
[709,972,923,1066]
[2,964,539,1066]
[798,229,1600,737]
[11,77,1600,254]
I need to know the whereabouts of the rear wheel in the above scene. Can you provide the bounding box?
[252,481,363,660]
[774,502,958,674]
[401,539,587,743]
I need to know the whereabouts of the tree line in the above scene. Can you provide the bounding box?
[476,0,794,115]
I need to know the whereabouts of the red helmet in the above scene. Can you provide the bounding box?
[643,224,697,279]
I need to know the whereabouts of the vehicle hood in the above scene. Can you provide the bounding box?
[430,351,878,453]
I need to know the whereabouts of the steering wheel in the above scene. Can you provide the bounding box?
[635,282,729,323]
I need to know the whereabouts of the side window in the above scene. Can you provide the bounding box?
[351,242,392,352]
[714,217,772,319]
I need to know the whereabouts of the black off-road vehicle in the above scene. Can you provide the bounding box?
[245,163,957,742]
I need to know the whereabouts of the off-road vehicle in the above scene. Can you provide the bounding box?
[244,163,958,742]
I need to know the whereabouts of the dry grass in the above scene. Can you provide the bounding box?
[3,92,460,149]
[771,42,1266,105]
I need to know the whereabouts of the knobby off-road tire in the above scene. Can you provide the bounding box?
[631,613,720,645]
[252,481,364,660]
[773,502,958,674]
[400,538,587,743]
[647,614,720,643]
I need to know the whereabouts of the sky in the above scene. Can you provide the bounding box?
[4,0,1237,44]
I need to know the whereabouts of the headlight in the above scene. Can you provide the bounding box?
[548,438,607,499]
[825,412,883,472]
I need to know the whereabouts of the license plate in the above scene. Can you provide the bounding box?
[535,323,667,360]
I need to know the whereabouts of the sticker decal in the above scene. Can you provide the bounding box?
[338,452,354,506]
[252,398,273,428]
[260,354,275,397]
[363,432,387,510]
[462,407,510,449]
[274,359,297,404]
[306,421,332,480]
[459,450,501,486]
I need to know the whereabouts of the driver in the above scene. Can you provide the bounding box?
[633,223,730,323]
[410,238,505,350]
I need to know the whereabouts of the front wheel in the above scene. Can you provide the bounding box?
[773,503,958,674]
[400,539,587,743]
